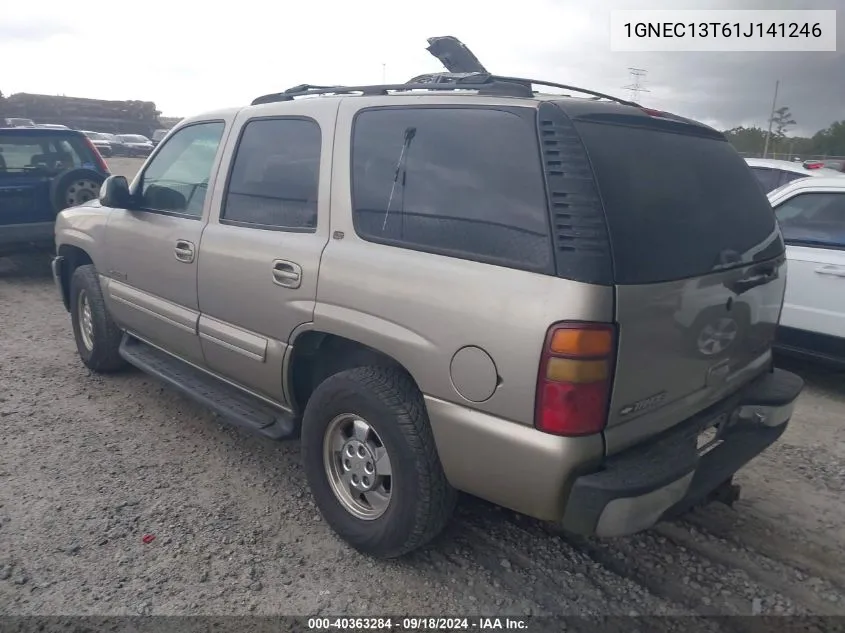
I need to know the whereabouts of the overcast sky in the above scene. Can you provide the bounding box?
[3,0,843,135]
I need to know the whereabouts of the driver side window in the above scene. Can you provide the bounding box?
[139,121,225,217]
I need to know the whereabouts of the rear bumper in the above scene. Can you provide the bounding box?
[561,368,803,537]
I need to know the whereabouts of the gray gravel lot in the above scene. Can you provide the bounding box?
[0,157,843,619]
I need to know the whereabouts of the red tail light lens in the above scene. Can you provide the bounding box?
[534,322,616,436]
[83,137,110,173]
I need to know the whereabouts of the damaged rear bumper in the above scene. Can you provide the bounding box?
[561,368,804,537]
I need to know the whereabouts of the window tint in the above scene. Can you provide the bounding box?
[140,122,224,216]
[222,118,321,230]
[351,107,552,272]
[573,121,781,284]
[775,192,845,248]
[750,167,783,193]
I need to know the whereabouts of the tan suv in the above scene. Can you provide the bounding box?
[51,43,803,558]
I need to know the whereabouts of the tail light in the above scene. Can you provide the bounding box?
[82,137,110,173]
[534,322,616,436]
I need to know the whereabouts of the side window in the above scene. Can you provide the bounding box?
[775,192,845,248]
[750,167,781,193]
[351,107,552,272]
[221,118,321,231]
[139,121,225,216]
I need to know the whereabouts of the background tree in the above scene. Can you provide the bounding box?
[769,106,797,153]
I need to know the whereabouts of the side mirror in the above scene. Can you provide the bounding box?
[100,175,132,208]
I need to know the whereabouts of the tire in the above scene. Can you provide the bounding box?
[301,366,456,558]
[50,168,105,213]
[69,265,126,373]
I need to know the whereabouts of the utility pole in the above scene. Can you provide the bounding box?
[382,63,387,84]
[762,80,779,159]
[622,68,649,103]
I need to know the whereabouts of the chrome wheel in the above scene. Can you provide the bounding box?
[323,414,393,520]
[65,179,101,207]
[78,290,95,352]
[696,316,738,356]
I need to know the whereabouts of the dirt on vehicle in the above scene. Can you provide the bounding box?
[0,250,843,622]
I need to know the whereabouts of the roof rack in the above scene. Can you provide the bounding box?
[251,74,636,106]
[251,37,637,107]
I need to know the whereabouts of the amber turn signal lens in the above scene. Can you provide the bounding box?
[549,328,613,357]
[546,357,609,383]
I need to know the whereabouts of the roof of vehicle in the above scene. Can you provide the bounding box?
[0,127,86,138]
[768,175,845,200]
[745,157,841,176]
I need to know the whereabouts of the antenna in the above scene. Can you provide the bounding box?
[622,67,649,103]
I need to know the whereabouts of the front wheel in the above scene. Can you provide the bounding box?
[301,366,456,558]
[69,265,126,373]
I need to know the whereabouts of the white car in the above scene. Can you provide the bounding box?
[770,176,845,366]
[746,158,842,193]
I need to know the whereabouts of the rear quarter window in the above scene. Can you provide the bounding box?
[351,106,553,273]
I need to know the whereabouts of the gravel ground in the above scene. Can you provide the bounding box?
[0,157,843,622]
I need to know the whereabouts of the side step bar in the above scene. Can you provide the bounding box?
[119,336,298,441]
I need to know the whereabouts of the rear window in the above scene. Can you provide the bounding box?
[351,107,553,273]
[575,122,782,284]
[0,133,95,172]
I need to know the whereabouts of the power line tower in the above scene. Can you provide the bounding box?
[623,67,649,103]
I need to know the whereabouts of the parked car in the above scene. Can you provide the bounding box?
[0,127,109,255]
[804,159,845,173]
[151,128,170,147]
[769,176,845,366]
[104,133,133,156]
[37,123,71,130]
[79,131,114,158]
[51,49,803,559]
[745,157,842,193]
[3,117,36,128]
[116,134,154,157]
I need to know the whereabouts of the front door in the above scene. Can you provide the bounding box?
[102,120,229,365]
[772,188,845,347]
[196,100,337,404]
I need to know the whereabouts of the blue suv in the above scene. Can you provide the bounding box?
[0,127,110,256]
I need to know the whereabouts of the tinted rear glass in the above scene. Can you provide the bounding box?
[575,122,782,284]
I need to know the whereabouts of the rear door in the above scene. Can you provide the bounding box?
[0,134,57,226]
[770,187,845,349]
[195,100,337,404]
[569,115,786,453]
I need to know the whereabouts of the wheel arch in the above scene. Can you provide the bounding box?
[285,329,422,415]
[56,244,94,311]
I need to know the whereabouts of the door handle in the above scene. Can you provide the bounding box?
[814,265,845,278]
[174,240,195,263]
[272,259,302,288]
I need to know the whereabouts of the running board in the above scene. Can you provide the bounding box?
[119,336,297,440]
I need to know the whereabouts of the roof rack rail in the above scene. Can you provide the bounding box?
[251,77,536,105]
[251,74,635,106]
[251,36,637,107]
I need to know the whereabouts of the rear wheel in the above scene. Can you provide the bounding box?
[69,265,126,373]
[50,168,105,213]
[301,366,456,558]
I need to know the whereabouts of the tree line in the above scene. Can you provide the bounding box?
[722,105,845,159]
